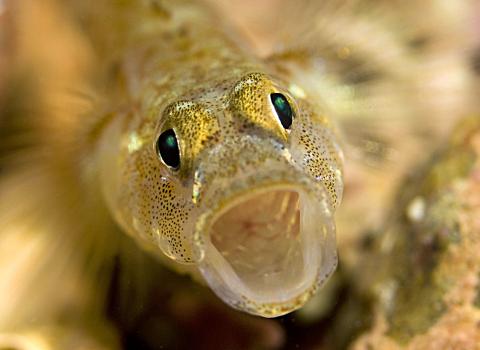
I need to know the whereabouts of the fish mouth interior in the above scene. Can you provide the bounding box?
[205,187,321,306]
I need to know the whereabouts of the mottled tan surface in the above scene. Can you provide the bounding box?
[350,117,480,350]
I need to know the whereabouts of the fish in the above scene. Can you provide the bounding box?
[87,0,345,317]
[0,0,475,347]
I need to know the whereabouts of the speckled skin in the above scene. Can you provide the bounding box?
[90,0,343,315]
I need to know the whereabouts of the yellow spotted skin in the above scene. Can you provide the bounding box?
[91,0,343,311]
[228,73,290,139]
[160,101,221,178]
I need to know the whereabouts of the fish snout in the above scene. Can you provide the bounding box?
[190,136,338,317]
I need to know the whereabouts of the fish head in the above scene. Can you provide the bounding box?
[114,71,344,317]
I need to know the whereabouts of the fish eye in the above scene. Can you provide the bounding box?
[156,129,180,169]
[270,93,294,129]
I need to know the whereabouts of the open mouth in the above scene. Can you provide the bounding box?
[198,185,337,317]
[211,189,304,298]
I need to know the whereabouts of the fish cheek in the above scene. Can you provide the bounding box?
[123,148,198,263]
[290,107,344,209]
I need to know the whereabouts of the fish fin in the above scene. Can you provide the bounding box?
[0,0,99,169]
[0,165,119,331]
[0,1,121,346]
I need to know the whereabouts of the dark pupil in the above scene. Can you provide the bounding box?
[270,93,293,129]
[157,129,180,169]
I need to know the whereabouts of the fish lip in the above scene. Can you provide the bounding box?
[193,175,338,317]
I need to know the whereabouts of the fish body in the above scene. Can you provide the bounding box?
[90,0,343,316]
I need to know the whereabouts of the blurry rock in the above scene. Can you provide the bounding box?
[349,116,480,349]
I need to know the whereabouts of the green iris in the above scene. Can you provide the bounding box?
[270,93,293,129]
[157,129,180,169]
